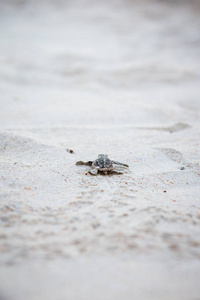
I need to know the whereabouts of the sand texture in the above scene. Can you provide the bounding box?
[0,0,200,299]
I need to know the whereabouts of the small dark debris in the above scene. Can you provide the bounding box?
[67,149,74,154]
[180,167,185,170]
[163,191,167,193]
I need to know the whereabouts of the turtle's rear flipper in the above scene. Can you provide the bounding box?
[112,161,129,168]
[111,170,123,175]
[76,161,93,166]
[88,168,98,175]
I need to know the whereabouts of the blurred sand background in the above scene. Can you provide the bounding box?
[0,0,200,299]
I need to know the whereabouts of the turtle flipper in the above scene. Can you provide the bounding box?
[111,160,129,168]
[111,170,123,175]
[88,168,98,175]
[76,161,93,166]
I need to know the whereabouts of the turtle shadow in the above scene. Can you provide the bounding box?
[88,171,125,176]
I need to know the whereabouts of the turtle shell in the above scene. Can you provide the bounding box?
[93,156,114,171]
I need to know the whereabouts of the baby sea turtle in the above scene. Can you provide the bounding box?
[76,154,129,175]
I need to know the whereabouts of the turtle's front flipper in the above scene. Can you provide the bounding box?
[76,161,93,166]
[112,161,129,168]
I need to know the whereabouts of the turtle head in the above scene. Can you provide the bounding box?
[98,154,108,158]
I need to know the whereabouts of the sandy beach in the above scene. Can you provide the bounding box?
[0,0,200,299]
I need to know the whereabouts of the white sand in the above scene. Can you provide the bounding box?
[0,0,200,299]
